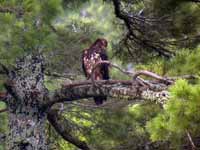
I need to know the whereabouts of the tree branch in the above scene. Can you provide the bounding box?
[0,108,7,114]
[0,62,10,75]
[112,0,175,58]
[91,61,173,86]
[186,131,196,150]
[0,92,7,103]
[47,109,90,150]
[45,79,170,108]
[0,6,24,16]
[190,0,200,2]
[45,70,76,80]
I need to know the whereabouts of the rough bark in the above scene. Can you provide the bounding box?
[47,79,169,107]
[5,55,48,150]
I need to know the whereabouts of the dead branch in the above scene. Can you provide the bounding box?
[0,63,10,75]
[47,109,90,150]
[45,71,77,80]
[0,108,8,114]
[0,6,24,17]
[91,61,173,87]
[132,70,173,85]
[186,131,197,150]
[168,75,198,81]
[91,60,132,86]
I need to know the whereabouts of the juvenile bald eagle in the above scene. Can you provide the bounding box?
[82,38,109,105]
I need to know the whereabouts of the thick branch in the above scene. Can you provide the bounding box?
[47,109,90,150]
[46,79,169,107]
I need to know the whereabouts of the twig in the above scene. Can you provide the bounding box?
[132,70,173,85]
[0,108,8,113]
[168,75,198,80]
[45,71,76,80]
[186,131,196,150]
[0,63,9,75]
[0,92,7,103]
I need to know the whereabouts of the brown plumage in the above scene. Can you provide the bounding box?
[82,38,109,105]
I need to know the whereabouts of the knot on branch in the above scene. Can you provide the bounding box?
[141,90,170,104]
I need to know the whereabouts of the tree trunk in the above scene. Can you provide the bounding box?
[8,108,47,150]
[5,55,48,150]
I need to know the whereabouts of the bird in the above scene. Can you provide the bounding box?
[82,38,109,105]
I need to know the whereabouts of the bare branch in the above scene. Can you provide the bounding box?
[47,109,90,150]
[132,70,173,84]
[186,131,197,150]
[45,71,76,80]
[0,6,24,16]
[0,63,10,75]
[91,61,132,86]
[168,75,198,80]
[0,108,7,114]
[91,61,173,87]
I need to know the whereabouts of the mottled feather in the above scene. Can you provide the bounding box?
[82,38,109,105]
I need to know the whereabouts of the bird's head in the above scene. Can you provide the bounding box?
[94,38,108,49]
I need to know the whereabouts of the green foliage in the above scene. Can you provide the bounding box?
[0,0,200,149]
[135,59,167,76]
[41,0,63,23]
[58,0,123,47]
[147,79,200,147]
[136,47,200,77]
[0,102,8,150]
[151,0,200,38]
[166,47,200,76]
[0,0,62,65]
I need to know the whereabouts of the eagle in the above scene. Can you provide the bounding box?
[82,38,109,105]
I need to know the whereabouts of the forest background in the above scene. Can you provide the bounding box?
[0,0,200,149]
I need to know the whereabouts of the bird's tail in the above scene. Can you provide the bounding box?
[94,96,107,105]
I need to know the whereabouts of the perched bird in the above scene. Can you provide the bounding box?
[82,38,109,105]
